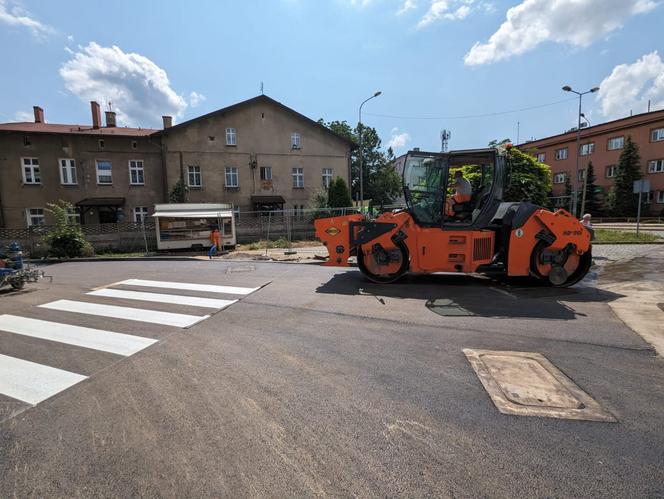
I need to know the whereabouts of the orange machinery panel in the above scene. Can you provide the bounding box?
[314,214,365,266]
[405,228,495,273]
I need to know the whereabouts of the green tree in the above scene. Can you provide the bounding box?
[612,136,642,216]
[169,179,188,203]
[44,200,94,258]
[308,188,328,210]
[328,177,353,208]
[581,160,600,215]
[504,147,552,206]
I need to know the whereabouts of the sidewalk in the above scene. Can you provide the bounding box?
[597,245,664,356]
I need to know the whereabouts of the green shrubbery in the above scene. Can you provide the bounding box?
[44,201,94,258]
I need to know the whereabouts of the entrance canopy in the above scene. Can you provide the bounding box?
[251,195,285,211]
[152,210,233,218]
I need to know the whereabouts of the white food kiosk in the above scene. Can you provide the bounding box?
[152,203,236,251]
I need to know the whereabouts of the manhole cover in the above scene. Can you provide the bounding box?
[226,265,256,273]
[426,298,475,316]
[463,349,616,422]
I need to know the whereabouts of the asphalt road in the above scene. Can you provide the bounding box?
[1,259,663,498]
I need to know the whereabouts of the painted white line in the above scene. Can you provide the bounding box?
[87,288,236,310]
[39,300,208,328]
[117,279,260,296]
[0,314,157,356]
[0,353,87,405]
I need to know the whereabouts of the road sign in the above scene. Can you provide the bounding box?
[633,179,650,194]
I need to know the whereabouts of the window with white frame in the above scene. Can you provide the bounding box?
[607,136,624,150]
[134,206,149,223]
[291,132,301,149]
[605,165,617,178]
[578,169,586,182]
[579,143,594,156]
[225,166,239,187]
[555,148,568,160]
[657,191,664,204]
[536,152,546,163]
[21,157,40,184]
[322,168,333,188]
[260,166,272,180]
[645,191,653,203]
[648,159,664,173]
[651,128,664,142]
[65,207,80,225]
[187,165,202,187]
[26,208,44,226]
[225,128,236,145]
[292,167,304,188]
[129,160,145,185]
[553,172,567,184]
[59,158,77,185]
[96,160,112,184]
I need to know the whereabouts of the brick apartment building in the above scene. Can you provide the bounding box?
[0,95,353,228]
[519,109,664,215]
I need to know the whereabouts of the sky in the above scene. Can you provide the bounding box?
[1,0,663,153]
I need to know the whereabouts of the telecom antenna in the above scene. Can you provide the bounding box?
[260,82,264,95]
[440,129,451,152]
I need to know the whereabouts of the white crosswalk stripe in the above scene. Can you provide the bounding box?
[0,314,157,356]
[39,300,209,328]
[116,278,260,296]
[87,288,237,310]
[0,353,87,405]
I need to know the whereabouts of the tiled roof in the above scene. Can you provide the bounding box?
[0,122,158,136]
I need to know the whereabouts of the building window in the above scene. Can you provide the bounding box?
[322,168,333,188]
[579,143,594,156]
[23,135,31,147]
[26,208,44,227]
[260,166,272,180]
[536,152,546,163]
[225,128,236,146]
[21,157,41,184]
[59,158,77,185]
[134,206,149,223]
[651,128,664,142]
[96,160,113,184]
[607,136,624,150]
[187,166,202,187]
[578,169,586,182]
[98,139,105,149]
[131,141,138,150]
[555,148,568,160]
[553,172,566,184]
[66,207,80,225]
[657,191,664,204]
[129,160,145,185]
[292,167,304,188]
[648,159,664,173]
[645,191,653,203]
[291,132,301,149]
[605,165,617,178]
[225,166,239,188]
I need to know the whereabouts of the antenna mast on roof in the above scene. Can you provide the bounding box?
[260,82,264,95]
[440,129,451,152]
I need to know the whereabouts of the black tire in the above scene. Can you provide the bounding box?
[530,241,592,287]
[9,279,25,290]
[357,241,409,284]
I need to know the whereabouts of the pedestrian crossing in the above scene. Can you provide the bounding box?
[0,277,265,419]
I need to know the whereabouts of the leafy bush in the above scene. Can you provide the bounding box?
[44,200,94,258]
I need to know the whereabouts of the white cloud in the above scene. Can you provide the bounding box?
[387,127,411,150]
[13,110,33,122]
[464,0,657,66]
[189,91,206,108]
[397,0,417,15]
[417,0,480,28]
[598,51,664,119]
[0,0,52,37]
[59,42,187,127]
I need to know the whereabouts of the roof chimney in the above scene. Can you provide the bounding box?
[91,101,102,129]
[162,115,173,129]
[33,106,44,123]
[105,111,116,128]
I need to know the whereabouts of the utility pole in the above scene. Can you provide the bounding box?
[358,91,382,208]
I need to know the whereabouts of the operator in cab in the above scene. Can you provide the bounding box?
[446,170,472,217]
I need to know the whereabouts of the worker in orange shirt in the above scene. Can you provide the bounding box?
[208,227,222,259]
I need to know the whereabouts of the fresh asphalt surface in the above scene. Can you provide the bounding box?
[1,260,663,498]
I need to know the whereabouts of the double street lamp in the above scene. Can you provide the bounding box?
[562,85,599,217]
[358,91,382,206]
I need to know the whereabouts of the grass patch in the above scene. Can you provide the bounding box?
[95,251,147,258]
[594,229,661,244]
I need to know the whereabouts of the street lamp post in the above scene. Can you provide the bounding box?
[358,91,382,207]
[562,85,599,217]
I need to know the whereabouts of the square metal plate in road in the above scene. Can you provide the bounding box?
[464,349,617,422]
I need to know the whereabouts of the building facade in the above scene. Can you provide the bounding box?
[520,109,664,215]
[0,96,353,228]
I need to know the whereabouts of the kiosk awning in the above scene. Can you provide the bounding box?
[152,210,233,218]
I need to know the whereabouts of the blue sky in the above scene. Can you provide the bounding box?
[1,0,663,152]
